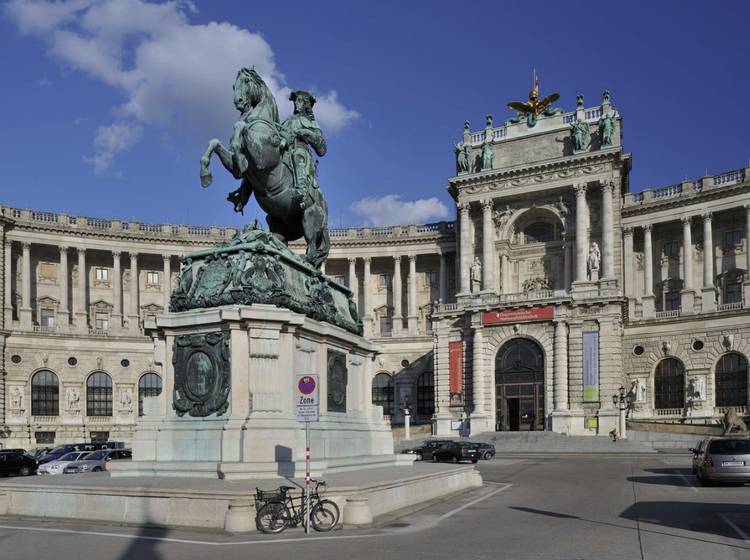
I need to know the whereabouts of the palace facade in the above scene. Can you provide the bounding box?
[1,90,749,448]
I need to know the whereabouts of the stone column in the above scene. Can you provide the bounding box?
[439,252,448,303]
[19,242,32,329]
[563,242,572,291]
[75,247,88,332]
[128,252,140,332]
[407,254,418,334]
[574,184,588,283]
[501,254,509,294]
[458,203,471,294]
[363,257,372,336]
[623,228,634,317]
[553,320,569,411]
[680,216,695,313]
[745,205,750,307]
[701,212,716,312]
[162,254,171,312]
[471,328,487,425]
[601,181,615,280]
[348,258,359,311]
[111,251,122,331]
[481,199,494,291]
[642,225,655,319]
[392,255,402,335]
[58,246,70,330]
[4,241,13,327]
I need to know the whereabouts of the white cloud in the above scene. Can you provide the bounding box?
[83,121,143,175]
[5,0,359,172]
[350,195,450,227]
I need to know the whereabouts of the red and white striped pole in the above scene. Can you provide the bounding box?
[305,420,311,534]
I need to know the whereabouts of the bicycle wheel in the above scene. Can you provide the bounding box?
[256,502,290,534]
[310,499,340,532]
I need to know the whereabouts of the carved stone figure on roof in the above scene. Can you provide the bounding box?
[570,119,591,152]
[598,112,616,147]
[455,141,469,174]
[506,71,563,127]
[481,143,493,171]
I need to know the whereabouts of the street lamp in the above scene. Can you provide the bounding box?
[612,386,631,440]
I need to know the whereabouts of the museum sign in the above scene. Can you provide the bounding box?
[481,306,555,326]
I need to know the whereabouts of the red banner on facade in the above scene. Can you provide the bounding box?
[448,341,463,394]
[481,306,555,326]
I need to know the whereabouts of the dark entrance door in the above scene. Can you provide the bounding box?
[495,338,545,431]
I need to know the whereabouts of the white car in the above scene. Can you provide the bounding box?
[37,451,91,475]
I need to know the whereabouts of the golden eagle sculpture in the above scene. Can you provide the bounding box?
[507,71,562,127]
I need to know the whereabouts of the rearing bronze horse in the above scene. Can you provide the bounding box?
[199,68,330,268]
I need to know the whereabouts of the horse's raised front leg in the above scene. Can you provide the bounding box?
[200,139,241,188]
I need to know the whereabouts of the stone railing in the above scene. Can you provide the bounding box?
[655,309,680,319]
[85,416,113,423]
[655,408,682,417]
[31,416,58,424]
[716,405,747,416]
[88,327,109,336]
[717,301,744,312]
[623,167,747,208]
[322,221,455,242]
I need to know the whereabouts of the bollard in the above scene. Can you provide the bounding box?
[343,495,373,525]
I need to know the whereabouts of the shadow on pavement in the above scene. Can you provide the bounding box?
[116,524,170,560]
[507,504,750,550]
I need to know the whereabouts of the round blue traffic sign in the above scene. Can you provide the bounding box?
[298,376,316,395]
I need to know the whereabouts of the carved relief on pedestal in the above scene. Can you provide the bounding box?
[119,387,134,414]
[9,386,24,416]
[66,386,81,415]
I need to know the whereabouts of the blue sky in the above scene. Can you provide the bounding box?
[1,1,749,229]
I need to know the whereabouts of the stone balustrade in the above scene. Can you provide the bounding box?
[623,167,747,208]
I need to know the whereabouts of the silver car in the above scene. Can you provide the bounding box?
[692,437,750,486]
[37,451,91,475]
[63,448,132,474]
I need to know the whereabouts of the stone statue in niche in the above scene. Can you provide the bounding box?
[481,142,493,171]
[66,387,80,412]
[570,119,591,152]
[587,242,601,281]
[686,377,705,401]
[119,388,134,413]
[598,113,616,147]
[470,257,482,293]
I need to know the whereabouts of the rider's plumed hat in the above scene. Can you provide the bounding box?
[289,90,316,107]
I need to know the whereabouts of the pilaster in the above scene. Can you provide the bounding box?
[128,251,140,333]
[642,225,655,319]
[392,255,402,335]
[680,216,695,314]
[74,247,88,333]
[481,199,495,292]
[58,245,70,330]
[19,241,32,329]
[701,212,716,312]
[458,202,471,295]
[407,254,418,335]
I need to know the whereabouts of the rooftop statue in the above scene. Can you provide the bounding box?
[507,71,563,127]
[200,68,330,269]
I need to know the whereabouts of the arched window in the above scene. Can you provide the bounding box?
[138,372,163,416]
[86,371,112,417]
[31,370,59,416]
[654,358,685,409]
[372,373,394,416]
[523,222,555,244]
[416,372,435,416]
[715,353,748,407]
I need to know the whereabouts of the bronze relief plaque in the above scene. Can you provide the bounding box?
[173,331,230,417]
[327,349,348,413]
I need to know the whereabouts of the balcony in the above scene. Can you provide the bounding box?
[655,309,680,319]
[717,301,744,312]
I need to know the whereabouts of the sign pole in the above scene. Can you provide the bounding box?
[305,420,311,535]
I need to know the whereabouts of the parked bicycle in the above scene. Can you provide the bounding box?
[255,479,340,534]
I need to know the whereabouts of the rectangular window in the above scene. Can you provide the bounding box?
[379,316,393,336]
[725,282,742,304]
[724,230,741,249]
[90,431,109,443]
[663,241,679,258]
[40,308,55,328]
[665,291,680,311]
[425,271,438,288]
[146,271,160,285]
[95,267,109,281]
[95,312,109,332]
[379,274,392,288]
[35,431,55,444]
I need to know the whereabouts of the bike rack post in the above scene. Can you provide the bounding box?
[305,420,311,535]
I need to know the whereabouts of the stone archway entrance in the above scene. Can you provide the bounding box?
[495,338,545,431]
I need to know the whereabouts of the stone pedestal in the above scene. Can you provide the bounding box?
[118,304,397,480]
[701,288,717,313]
[680,289,695,314]
[641,295,655,319]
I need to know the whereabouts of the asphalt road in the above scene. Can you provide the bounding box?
[1,455,749,560]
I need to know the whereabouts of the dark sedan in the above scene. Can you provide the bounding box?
[431,442,480,464]
[401,440,453,461]
[0,450,38,477]
[471,442,496,460]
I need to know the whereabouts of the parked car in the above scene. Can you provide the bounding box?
[39,442,126,464]
[37,451,91,475]
[26,447,53,460]
[431,442,480,464]
[471,442,496,460]
[691,437,750,486]
[401,440,453,461]
[0,450,38,477]
[64,449,132,474]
